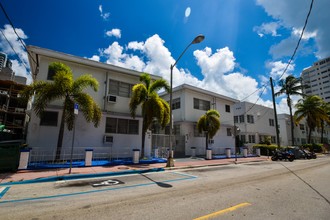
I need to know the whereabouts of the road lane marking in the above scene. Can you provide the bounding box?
[0,187,10,199]
[194,202,251,220]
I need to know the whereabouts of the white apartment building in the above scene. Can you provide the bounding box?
[26,46,161,160]
[278,113,330,146]
[301,56,330,103]
[278,113,305,146]
[277,114,330,146]
[160,84,238,156]
[233,102,277,148]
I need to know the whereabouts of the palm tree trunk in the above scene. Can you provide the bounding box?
[205,131,209,151]
[308,127,312,144]
[141,120,147,159]
[320,120,324,144]
[55,107,66,161]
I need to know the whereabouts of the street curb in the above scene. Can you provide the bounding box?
[164,159,270,171]
[0,168,165,186]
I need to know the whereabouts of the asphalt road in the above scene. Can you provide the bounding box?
[1,156,329,220]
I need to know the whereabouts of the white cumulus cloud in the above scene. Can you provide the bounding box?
[256,0,330,59]
[93,34,268,104]
[88,55,100,62]
[292,27,317,40]
[266,60,294,80]
[127,41,145,51]
[105,28,121,38]
[253,22,281,37]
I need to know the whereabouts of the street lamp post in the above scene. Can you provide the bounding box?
[166,34,205,167]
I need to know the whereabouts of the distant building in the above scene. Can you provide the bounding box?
[0,52,7,71]
[233,102,276,149]
[160,84,237,156]
[301,56,330,103]
[0,52,29,140]
[278,113,329,146]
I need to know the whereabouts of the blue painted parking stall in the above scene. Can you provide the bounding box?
[0,171,197,204]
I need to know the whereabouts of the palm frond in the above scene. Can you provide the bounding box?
[149,79,170,94]
[92,102,102,127]
[159,99,170,127]
[139,73,151,89]
[129,84,148,118]
[196,110,221,139]
[74,92,94,123]
[73,74,99,93]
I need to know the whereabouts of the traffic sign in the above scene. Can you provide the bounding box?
[74,103,79,115]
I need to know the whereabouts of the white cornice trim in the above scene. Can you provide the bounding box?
[27,45,161,80]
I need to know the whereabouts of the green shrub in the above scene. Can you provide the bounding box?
[253,144,279,156]
[301,143,323,153]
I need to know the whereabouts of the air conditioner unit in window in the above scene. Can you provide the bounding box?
[107,95,117,103]
[104,135,113,144]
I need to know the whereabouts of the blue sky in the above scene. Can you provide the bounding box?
[0,0,329,113]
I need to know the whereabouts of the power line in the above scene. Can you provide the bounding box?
[277,0,314,82]
[240,82,269,102]
[236,0,315,120]
[0,28,29,70]
[0,1,38,66]
[244,84,267,114]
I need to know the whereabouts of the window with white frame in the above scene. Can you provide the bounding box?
[239,115,244,123]
[225,105,230,113]
[109,80,134,98]
[194,123,205,137]
[234,116,238,123]
[172,98,181,110]
[47,67,56,80]
[105,117,139,134]
[248,134,255,143]
[173,124,180,135]
[269,119,275,126]
[247,115,254,123]
[193,98,210,111]
[299,124,305,130]
[227,128,232,136]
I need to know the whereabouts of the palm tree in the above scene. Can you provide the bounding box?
[129,73,170,158]
[275,75,307,146]
[21,62,102,160]
[320,102,330,143]
[197,110,221,151]
[294,95,329,144]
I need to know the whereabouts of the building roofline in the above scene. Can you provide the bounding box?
[161,83,239,103]
[27,45,161,80]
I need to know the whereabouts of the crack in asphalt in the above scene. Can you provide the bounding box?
[280,162,330,206]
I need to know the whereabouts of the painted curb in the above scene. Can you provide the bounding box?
[0,168,165,186]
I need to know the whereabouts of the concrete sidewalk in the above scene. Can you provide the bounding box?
[0,156,269,184]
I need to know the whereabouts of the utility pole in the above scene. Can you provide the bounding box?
[270,77,280,147]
